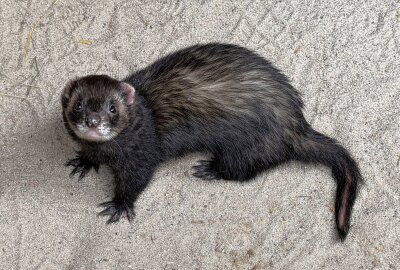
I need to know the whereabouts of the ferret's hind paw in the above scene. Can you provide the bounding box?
[97,200,135,223]
[192,159,219,180]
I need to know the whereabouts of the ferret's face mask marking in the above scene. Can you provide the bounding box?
[70,97,120,141]
[62,76,135,142]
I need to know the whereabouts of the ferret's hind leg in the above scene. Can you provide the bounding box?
[192,147,284,181]
[192,158,220,180]
[213,152,264,181]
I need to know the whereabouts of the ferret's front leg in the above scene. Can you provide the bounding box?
[98,164,156,223]
[66,151,100,180]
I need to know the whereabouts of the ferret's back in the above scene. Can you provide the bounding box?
[125,43,303,133]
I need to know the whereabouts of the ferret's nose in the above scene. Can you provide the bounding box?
[86,114,101,128]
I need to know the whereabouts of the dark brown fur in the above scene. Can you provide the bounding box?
[62,43,362,239]
[134,45,302,135]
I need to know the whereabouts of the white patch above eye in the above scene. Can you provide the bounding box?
[113,93,125,104]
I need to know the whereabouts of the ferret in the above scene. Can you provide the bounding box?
[62,43,362,239]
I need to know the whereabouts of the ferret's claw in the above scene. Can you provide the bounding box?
[98,200,135,223]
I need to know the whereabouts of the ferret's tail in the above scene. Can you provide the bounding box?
[293,128,362,239]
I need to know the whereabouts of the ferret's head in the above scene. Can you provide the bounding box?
[62,75,135,142]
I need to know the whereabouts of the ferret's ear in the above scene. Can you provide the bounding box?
[120,82,135,106]
[62,79,78,108]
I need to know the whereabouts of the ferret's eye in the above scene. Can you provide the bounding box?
[109,104,116,113]
[74,101,82,112]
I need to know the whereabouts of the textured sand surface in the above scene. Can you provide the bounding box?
[0,0,399,269]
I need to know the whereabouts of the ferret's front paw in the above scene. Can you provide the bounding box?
[192,159,219,180]
[97,200,135,224]
[65,151,99,180]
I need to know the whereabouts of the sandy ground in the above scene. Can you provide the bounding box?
[0,0,399,269]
